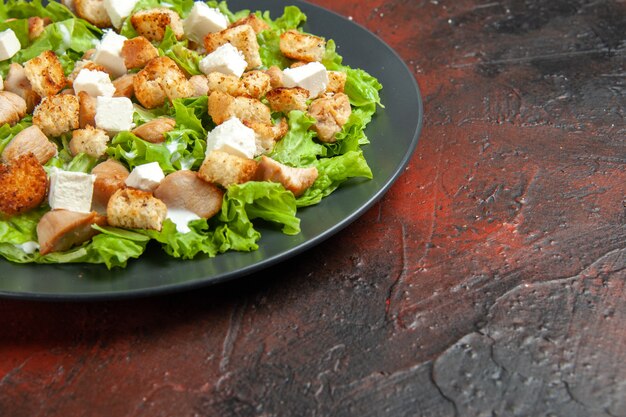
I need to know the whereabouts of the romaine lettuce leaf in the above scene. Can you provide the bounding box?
[269,110,325,167]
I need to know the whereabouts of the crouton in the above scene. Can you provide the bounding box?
[242,70,271,98]
[265,87,308,113]
[33,94,80,137]
[134,56,194,109]
[131,117,176,143]
[74,0,112,28]
[4,63,40,113]
[107,188,167,231]
[207,72,247,97]
[37,209,107,255]
[28,16,51,40]
[244,118,288,155]
[255,156,318,197]
[112,73,135,98]
[121,36,159,70]
[279,30,326,62]
[0,153,48,217]
[78,91,96,128]
[265,66,283,88]
[1,125,57,164]
[189,75,209,96]
[198,150,257,188]
[230,13,270,34]
[327,71,347,94]
[307,92,351,143]
[130,8,184,42]
[92,159,129,210]
[204,25,262,70]
[69,126,110,158]
[23,50,67,98]
[154,170,223,219]
[0,91,27,126]
[68,60,109,84]
[208,90,271,126]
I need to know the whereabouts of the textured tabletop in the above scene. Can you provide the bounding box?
[2,0,625,416]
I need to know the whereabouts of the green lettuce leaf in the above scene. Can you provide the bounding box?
[297,150,373,207]
[211,182,300,252]
[269,110,325,166]
[158,27,202,75]
[139,219,219,259]
[0,0,75,21]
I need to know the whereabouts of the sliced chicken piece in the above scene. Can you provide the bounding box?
[1,125,57,164]
[131,117,176,143]
[307,92,351,143]
[37,209,107,255]
[154,170,223,219]
[0,153,48,217]
[113,74,135,98]
[255,156,318,197]
[4,63,40,113]
[91,159,129,212]
[0,91,27,126]
[78,91,97,128]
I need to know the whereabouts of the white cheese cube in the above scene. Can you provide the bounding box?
[0,29,21,61]
[199,43,247,78]
[92,30,127,78]
[125,162,165,191]
[104,0,139,29]
[48,168,96,213]
[184,2,229,44]
[206,117,256,159]
[73,69,115,97]
[95,96,134,133]
[282,62,329,98]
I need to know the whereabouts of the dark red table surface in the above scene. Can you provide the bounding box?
[2,1,625,416]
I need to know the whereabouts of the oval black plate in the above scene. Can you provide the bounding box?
[0,0,423,300]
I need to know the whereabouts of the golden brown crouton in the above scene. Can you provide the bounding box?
[37,209,107,255]
[198,150,257,188]
[265,87,308,113]
[243,118,288,155]
[242,70,271,98]
[28,16,51,40]
[189,75,209,96]
[230,13,270,34]
[0,91,27,126]
[207,72,247,97]
[107,188,167,231]
[4,63,40,113]
[134,56,194,109]
[208,90,271,126]
[91,159,129,210]
[68,60,110,84]
[74,0,112,28]
[307,92,351,143]
[78,91,97,128]
[265,66,283,88]
[131,117,176,143]
[33,94,80,137]
[255,156,318,197]
[1,125,57,164]
[112,73,135,98]
[280,30,326,62]
[154,170,223,219]
[0,153,48,217]
[24,50,67,98]
[204,25,262,70]
[69,125,110,158]
[121,36,159,70]
[130,8,184,42]
[327,71,347,94]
